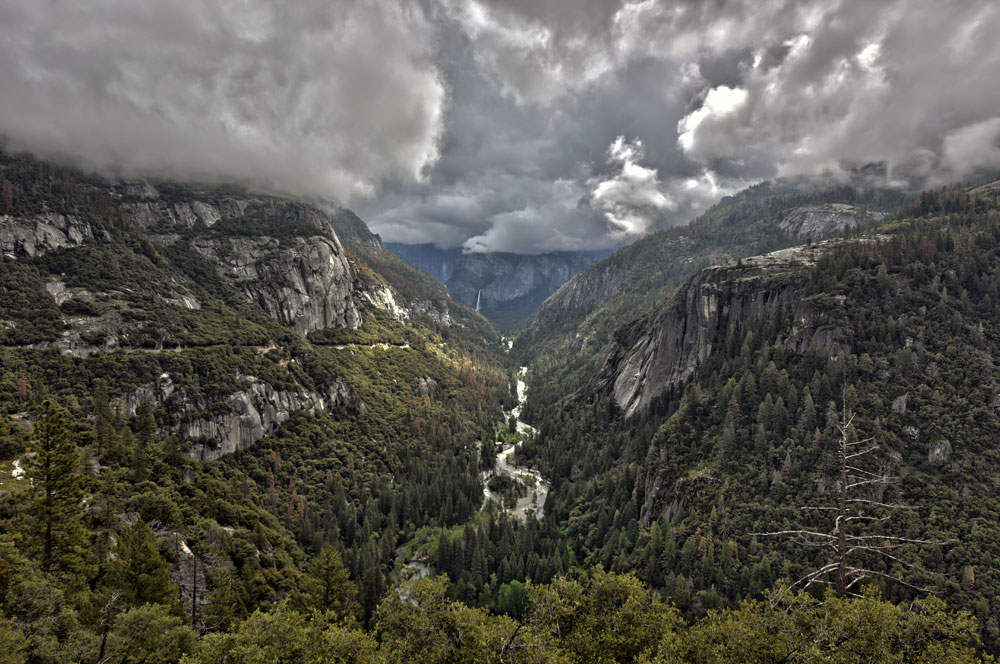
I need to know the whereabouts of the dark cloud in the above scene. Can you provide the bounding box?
[3,0,1000,253]
[0,0,444,200]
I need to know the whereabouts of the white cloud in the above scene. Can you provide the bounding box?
[590,137,673,237]
[677,85,748,156]
[0,0,445,202]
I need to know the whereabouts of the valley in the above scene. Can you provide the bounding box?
[481,367,549,521]
[3,148,1000,661]
[3,2,1000,660]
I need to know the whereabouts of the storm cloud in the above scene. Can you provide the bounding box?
[2,0,999,253]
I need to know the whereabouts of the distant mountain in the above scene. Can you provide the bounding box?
[385,243,612,332]
[515,181,904,415]
[513,181,1000,650]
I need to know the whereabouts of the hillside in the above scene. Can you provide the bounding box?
[515,182,904,415]
[513,183,1000,648]
[0,149,517,631]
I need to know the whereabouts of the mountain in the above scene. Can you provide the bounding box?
[0,149,516,625]
[2,148,997,660]
[590,241,849,418]
[511,182,1000,649]
[515,182,904,416]
[385,242,611,332]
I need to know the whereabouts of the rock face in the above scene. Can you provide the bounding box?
[928,439,952,466]
[386,243,609,319]
[191,234,360,334]
[122,190,361,334]
[778,204,884,239]
[0,212,96,257]
[117,372,355,462]
[527,256,634,334]
[591,243,853,417]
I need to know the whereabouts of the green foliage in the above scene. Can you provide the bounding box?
[292,544,360,622]
[104,604,198,664]
[109,519,179,608]
[184,602,378,664]
[0,617,27,664]
[656,589,989,663]
[0,259,64,344]
[22,401,89,578]
[527,567,681,664]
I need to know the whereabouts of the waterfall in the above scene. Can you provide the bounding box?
[475,289,482,312]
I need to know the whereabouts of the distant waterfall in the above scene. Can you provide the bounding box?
[475,289,482,312]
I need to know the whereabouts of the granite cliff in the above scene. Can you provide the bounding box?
[591,242,854,417]
[386,243,609,330]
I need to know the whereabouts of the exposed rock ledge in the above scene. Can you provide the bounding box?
[1,212,99,257]
[116,372,355,462]
[190,234,360,334]
[591,242,855,418]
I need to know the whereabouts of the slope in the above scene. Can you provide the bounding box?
[515,181,905,416]
[0,148,514,625]
[516,183,1000,647]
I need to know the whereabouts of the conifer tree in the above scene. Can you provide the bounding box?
[24,400,88,577]
[295,544,360,622]
[112,519,177,608]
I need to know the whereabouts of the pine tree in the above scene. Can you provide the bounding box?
[112,519,177,608]
[24,400,88,577]
[93,379,113,459]
[296,544,360,622]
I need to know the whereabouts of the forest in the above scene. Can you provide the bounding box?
[2,148,1000,661]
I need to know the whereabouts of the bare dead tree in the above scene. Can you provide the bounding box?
[755,391,948,597]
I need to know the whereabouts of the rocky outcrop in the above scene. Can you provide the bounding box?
[416,376,440,396]
[591,243,853,418]
[409,299,453,327]
[191,234,360,334]
[641,474,722,526]
[116,372,355,462]
[360,284,409,321]
[0,212,98,257]
[120,188,321,233]
[119,186,362,334]
[2,172,362,335]
[928,439,952,466]
[778,204,884,239]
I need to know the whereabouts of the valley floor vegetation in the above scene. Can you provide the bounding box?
[2,150,999,662]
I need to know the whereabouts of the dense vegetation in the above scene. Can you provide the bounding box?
[504,183,1000,649]
[2,148,998,660]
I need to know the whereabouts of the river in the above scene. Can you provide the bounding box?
[396,366,550,580]
[481,367,549,521]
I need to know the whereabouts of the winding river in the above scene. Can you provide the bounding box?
[396,367,550,580]
[481,367,549,521]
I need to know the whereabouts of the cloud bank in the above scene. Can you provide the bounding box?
[0,0,444,201]
[3,0,1000,253]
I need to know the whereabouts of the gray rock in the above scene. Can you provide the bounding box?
[192,233,360,334]
[591,242,853,417]
[777,204,884,240]
[115,372,355,462]
[892,393,909,414]
[416,376,440,396]
[1,212,94,257]
[928,439,952,466]
[410,299,453,327]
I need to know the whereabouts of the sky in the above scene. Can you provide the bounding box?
[1,0,999,254]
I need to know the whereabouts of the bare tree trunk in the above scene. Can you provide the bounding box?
[191,555,198,626]
[837,401,848,596]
